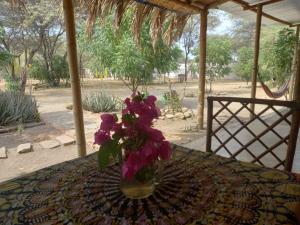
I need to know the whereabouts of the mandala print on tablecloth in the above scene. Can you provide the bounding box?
[0,145,300,224]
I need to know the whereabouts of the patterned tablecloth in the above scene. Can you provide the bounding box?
[1,145,300,225]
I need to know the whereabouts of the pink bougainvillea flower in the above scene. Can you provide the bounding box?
[124,98,131,106]
[144,95,156,107]
[122,152,142,180]
[112,123,123,135]
[147,128,164,142]
[96,92,172,179]
[158,141,172,160]
[94,130,110,145]
[140,141,159,164]
[100,114,116,132]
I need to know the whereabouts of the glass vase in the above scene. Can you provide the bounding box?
[120,164,156,199]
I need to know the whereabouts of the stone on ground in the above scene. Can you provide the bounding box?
[56,135,75,146]
[39,140,60,149]
[182,107,189,113]
[17,143,32,154]
[0,147,7,158]
[184,112,192,118]
[175,112,185,119]
[166,114,175,119]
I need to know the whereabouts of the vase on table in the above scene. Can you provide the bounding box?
[94,93,171,199]
[120,162,156,199]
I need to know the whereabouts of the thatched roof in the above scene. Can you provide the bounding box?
[78,0,300,46]
[79,0,202,46]
[9,0,300,46]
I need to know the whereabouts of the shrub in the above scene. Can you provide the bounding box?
[0,91,40,127]
[163,90,182,113]
[82,92,119,113]
[4,76,20,92]
[30,55,69,87]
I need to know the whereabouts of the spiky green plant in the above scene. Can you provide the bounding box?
[0,91,40,127]
[82,92,120,113]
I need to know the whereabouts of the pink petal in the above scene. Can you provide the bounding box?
[94,130,110,145]
[100,114,116,132]
[159,141,172,160]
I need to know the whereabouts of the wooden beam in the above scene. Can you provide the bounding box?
[291,23,300,27]
[63,0,87,157]
[190,0,207,9]
[248,0,283,7]
[147,0,203,13]
[208,0,230,9]
[232,0,292,26]
[292,26,300,101]
[285,46,300,171]
[198,9,208,130]
[289,26,300,100]
[250,4,262,116]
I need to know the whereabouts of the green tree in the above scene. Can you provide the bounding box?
[0,0,65,92]
[180,11,221,81]
[230,18,255,51]
[194,35,232,92]
[153,38,182,83]
[234,47,253,85]
[30,55,69,87]
[78,12,181,92]
[260,28,296,86]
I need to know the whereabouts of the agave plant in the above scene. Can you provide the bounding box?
[0,91,40,127]
[82,91,120,113]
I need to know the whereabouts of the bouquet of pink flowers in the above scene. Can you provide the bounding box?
[94,92,172,180]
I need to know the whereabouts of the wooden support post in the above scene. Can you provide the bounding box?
[206,97,213,152]
[198,9,208,130]
[250,5,262,117]
[289,26,300,100]
[63,0,87,157]
[285,46,300,171]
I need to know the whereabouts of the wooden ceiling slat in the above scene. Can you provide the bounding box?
[232,0,292,26]
[249,0,283,7]
[242,0,284,10]
[147,0,204,13]
[208,0,230,8]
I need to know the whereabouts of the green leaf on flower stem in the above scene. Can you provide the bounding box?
[98,140,121,169]
[122,114,136,124]
[98,146,110,169]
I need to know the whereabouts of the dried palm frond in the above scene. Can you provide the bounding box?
[163,16,176,46]
[79,0,195,46]
[115,0,132,29]
[150,9,167,47]
[133,3,147,45]
[173,15,190,40]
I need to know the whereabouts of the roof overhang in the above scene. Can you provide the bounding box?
[217,0,300,26]
[139,0,300,26]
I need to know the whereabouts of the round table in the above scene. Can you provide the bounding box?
[1,145,300,224]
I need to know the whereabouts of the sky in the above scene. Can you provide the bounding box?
[210,10,234,35]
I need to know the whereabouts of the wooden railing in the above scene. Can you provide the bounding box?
[206,96,300,171]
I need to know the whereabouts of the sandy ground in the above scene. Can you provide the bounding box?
[0,79,289,182]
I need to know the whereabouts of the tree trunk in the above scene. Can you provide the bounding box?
[11,62,16,80]
[79,52,83,81]
[20,68,27,94]
[184,53,188,82]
